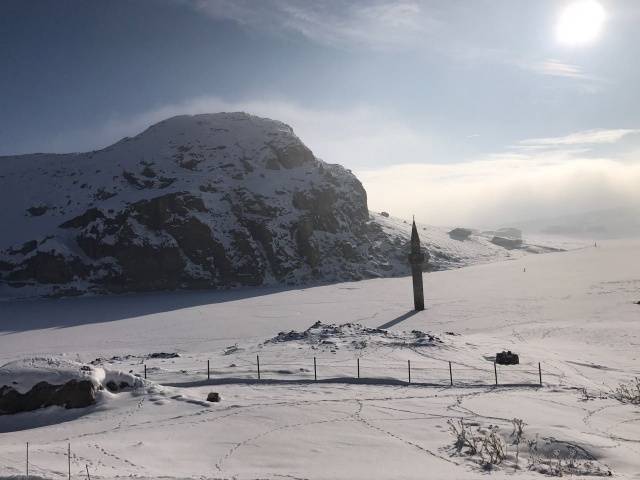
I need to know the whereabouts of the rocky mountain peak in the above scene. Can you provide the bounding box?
[0,113,405,297]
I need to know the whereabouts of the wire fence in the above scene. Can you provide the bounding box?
[138,355,545,388]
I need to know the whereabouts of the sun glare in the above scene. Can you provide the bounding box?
[556,0,606,46]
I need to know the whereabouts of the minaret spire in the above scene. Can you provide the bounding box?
[408,216,425,311]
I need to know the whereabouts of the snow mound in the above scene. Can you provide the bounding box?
[0,357,143,395]
[266,321,441,351]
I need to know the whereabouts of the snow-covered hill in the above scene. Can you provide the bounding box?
[0,113,565,299]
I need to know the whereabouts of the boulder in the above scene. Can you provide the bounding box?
[207,392,221,402]
[0,380,96,415]
[448,228,473,241]
[495,351,519,365]
[491,236,523,250]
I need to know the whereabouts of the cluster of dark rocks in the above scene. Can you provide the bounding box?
[0,380,96,415]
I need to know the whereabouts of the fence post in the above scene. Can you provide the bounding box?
[408,360,411,384]
[26,442,29,480]
[538,362,542,386]
[68,443,71,480]
[494,362,498,386]
[449,362,453,386]
[207,360,210,380]
[144,364,147,379]
[313,357,317,381]
[85,465,91,480]
[257,355,261,380]
[357,358,360,379]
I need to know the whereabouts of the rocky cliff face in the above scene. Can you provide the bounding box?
[0,113,422,297]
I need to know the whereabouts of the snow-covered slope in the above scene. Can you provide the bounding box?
[0,240,638,478]
[0,113,566,299]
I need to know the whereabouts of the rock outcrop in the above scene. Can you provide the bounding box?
[0,380,96,414]
[448,228,473,241]
[491,236,523,250]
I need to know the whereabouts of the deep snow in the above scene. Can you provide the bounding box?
[0,240,639,479]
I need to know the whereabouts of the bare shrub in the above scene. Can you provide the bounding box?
[510,418,526,469]
[447,419,506,468]
[447,418,479,455]
[527,437,612,477]
[612,377,640,404]
[450,418,611,476]
[478,425,506,468]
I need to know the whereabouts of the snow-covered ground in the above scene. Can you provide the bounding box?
[1,240,639,479]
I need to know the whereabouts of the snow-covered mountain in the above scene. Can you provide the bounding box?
[0,113,560,298]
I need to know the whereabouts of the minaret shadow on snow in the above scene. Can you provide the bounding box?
[408,217,425,311]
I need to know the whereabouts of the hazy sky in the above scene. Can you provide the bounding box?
[2,0,640,226]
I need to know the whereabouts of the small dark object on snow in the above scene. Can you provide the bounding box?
[207,392,221,402]
[635,300,640,305]
[380,211,390,217]
[495,351,519,365]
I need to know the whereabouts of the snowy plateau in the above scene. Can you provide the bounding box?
[0,114,638,480]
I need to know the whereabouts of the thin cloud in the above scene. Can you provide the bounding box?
[185,0,433,50]
[527,60,589,79]
[521,129,640,146]
[511,58,606,93]
[358,155,640,227]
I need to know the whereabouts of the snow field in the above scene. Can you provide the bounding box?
[1,239,639,478]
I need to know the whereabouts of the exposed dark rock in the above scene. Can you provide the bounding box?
[105,380,119,392]
[0,380,96,414]
[59,208,105,229]
[6,251,87,284]
[207,392,221,402]
[26,205,48,216]
[8,240,38,256]
[105,380,132,392]
[140,165,157,178]
[449,228,473,241]
[495,351,519,365]
[491,236,523,250]
[147,352,180,359]
[379,211,390,217]
[94,188,117,201]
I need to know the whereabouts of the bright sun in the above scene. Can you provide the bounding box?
[556,0,606,46]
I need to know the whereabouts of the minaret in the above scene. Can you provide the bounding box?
[408,217,425,311]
